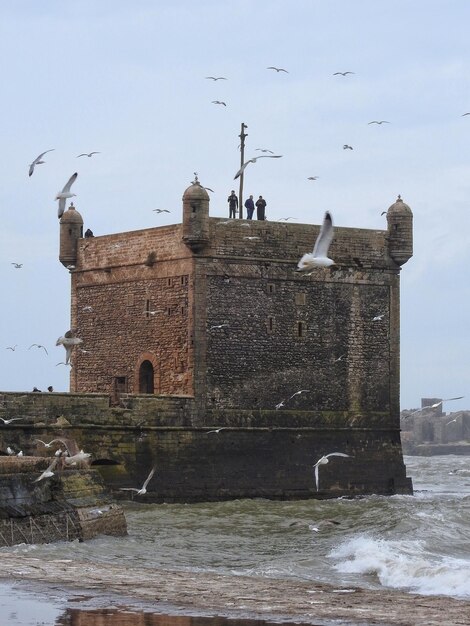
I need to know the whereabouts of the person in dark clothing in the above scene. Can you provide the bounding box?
[256,195,267,220]
[244,195,255,220]
[227,190,238,218]
[84,228,94,238]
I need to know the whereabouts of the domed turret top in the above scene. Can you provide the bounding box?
[387,195,412,216]
[182,173,210,201]
[59,202,84,224]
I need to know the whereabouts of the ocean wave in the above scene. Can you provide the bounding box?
[329,534,470,599]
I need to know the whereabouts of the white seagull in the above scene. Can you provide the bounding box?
[372,314,384,321]
[333,71,355,76]
[29,149,55,177]
[206,427,227,434]
[64,449,91,465]
[313,452,351,491]
[297,212,335,271]
[34,458,58,483]
[275,390,310,410]
[29,343,48,355]
[76,152,100,158]
[153,208,170,213]
[234,155,282,180]
[120,466,156,495]
[35,438,65,448]
[368,120,390,125]
[56,329,83,364]
[56,173,78,218]
[256,148,274,154]
[0,417,24,424]
[205,76,227,81]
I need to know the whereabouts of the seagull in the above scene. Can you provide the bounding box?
[210,324,229,330]
[343,145,353,150]
[76,152,100,158]
[381,211,387,216]
[6,345,17,351]
[82,306,93,312]
[267,66,288,73]
[17,451,23,457]
[56,173,78,219]
[11,263,23,268]
[333,71,355,76]
[29,149,55,177]
[29,344,48,355]
[203,187,214,193]
[446,418,458,426]
[6,447,15,456]
[35,438,65,448]
[234,155,282,180]
[153,209,170,213]
[120,466,156,495]
[244,236,260,240]
[206,427,227,434]
[212,100,226,106]
[64,450,91,465]
[368,120,390,125]
[275,390,310,410]
[407,397,464,417]
[205,76,227,81]
[462,113,470,116]
[372,314,384,321]
[334,354,346,362]
[279,217,297,221]
[56,329,83,364]
[297,211,335,271]
[307,176,319,180]
[256,148,275,154]
[0,417,24,424]
[313,452,351,491]
[56,361,72,367]
[34,458,58,483]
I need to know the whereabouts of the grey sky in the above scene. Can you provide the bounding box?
[1,1,469,411]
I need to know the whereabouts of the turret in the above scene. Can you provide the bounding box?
[182,175,210,252]
[59,202,83,268]
[386,195,413,266]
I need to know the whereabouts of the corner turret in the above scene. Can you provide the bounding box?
[59,202,83,268]
[182,174,210,252]
[386,195,413,266]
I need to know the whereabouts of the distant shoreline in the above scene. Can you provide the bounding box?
[1,553,469,626]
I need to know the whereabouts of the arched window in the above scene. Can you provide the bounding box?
[139,360,155,394]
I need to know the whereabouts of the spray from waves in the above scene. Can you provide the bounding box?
[328,534,470,599]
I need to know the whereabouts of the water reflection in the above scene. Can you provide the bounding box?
[56,609,314,626]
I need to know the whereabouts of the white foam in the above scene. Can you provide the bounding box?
[329,534,470,599]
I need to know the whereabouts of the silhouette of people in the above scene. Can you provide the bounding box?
[256,195,267,220]
[244,195,255,220]
[227,190,238,218]
[84,228,94,238]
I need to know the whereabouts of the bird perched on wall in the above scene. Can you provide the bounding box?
[120,466,156,496]
[313,452,351,491]
[56,329,83,364]
[234,155,283,180]
[56,173,78,218]
[297,212,335,271]
[28,149,55,177]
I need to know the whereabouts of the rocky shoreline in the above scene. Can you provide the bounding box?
[1,553,469,626]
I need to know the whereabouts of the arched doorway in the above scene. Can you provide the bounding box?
[139,360,154,394]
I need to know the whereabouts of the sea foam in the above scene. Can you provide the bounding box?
[329,534,470,599]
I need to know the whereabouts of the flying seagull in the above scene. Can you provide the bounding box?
[406,396,464,417]
[56,329,83,364]
[212,100,226,106]
[275,389,310,410]
[210,324,229,330]
[205,76,227,81]
[267,66,288,73]
[297,212,335,271]
[279,217,297,221]
[462,113,470,116]
[34,457,58,483]
[343,145,353,150]
[206,427,227,434]
[35,438,66,448]
[120,466,156,495]
[372,314,384,321]
[76,152,100,158]
[234,155,283,180]
[11,263,23,268]
[29,149,55,177]
[256,148,275,154]
[6,345,17,351]
[29,343,48,355]
[56,173,78,219]
[368,120,390,125]
[313,452,351,491]
[307,176,319,181]
[64,449,91,466]
[153,209,170,213]
[333,71,355,76]
[0,417,24,424]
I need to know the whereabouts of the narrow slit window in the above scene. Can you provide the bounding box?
[145,299,151,318]
[297,321,306,337]
[267,316,275,334]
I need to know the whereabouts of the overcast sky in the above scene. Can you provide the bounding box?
[1,1,469,412]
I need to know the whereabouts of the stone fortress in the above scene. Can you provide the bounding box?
[1,180,414,500]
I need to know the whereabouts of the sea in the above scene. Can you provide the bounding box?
[1,454,470,624]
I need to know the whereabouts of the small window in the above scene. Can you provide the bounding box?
[267,316,275,334]
[167,307,172,316]
[181,306,186,315]
[297,321,306,338]
[145,299,151,318]
[267,283,275,294]
[181,275,188,286]
[295,293,306,306]
[167,278,172,287]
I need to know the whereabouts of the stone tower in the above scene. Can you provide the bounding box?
[182,175,210,252]
[387,195,413,266]
[59,203,84,268]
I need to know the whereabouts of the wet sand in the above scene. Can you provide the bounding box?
[1,553,469,626]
